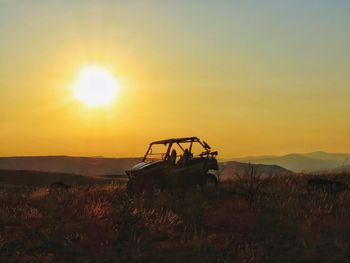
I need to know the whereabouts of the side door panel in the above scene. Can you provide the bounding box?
[187,158,206,185]
[165,165,188,188]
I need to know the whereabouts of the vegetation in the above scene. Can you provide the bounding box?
[1,174,350,262]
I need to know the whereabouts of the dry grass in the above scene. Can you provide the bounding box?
[1,174,350,262]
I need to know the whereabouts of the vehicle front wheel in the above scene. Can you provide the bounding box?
[126,180,135,196]
[151,183,162,195]
[202,175,218,189]
[143,182,162,196]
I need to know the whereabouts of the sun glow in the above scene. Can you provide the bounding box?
[73,66,119,107]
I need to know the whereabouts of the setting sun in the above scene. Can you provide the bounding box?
[73,66,119,107]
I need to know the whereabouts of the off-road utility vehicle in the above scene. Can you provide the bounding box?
[126,137,219,195]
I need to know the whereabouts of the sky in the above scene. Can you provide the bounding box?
[1,0,350,158]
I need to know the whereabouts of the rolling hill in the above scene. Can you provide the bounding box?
[219,161,293,181]
[0,153,348,185]
[0,156,141,176]
[0,169,114,187]
[232,151,350,173]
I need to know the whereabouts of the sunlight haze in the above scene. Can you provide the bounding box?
[1,1,350,158]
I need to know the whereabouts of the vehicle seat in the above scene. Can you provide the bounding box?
[169,149,177,166]
[177,149,191,166]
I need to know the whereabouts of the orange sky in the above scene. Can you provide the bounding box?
[1,1,350,158]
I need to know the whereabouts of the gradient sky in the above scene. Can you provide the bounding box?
[1,0,350,158]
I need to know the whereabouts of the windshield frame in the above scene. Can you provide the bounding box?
[142,142,172,162]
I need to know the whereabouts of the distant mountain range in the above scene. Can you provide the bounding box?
[0,156,141,176]
[230,151,350,173]
[0,156,293,186]
[0,152,348,182]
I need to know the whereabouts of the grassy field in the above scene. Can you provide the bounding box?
[1,174,350,262]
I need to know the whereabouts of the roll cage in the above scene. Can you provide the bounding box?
[142,137,217,162]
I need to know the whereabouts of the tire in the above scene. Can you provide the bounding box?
[202,175,218,189]
[126,180,135,196]
[144,182,162,196]
[151,183,162,195]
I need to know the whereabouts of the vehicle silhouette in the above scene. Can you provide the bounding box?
[126,137,219,195]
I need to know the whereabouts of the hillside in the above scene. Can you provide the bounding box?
[0,156,141,176]
[219,161,293,181]
[0,169,115,187]
[248,154,337,172]
[233,152,350,172]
